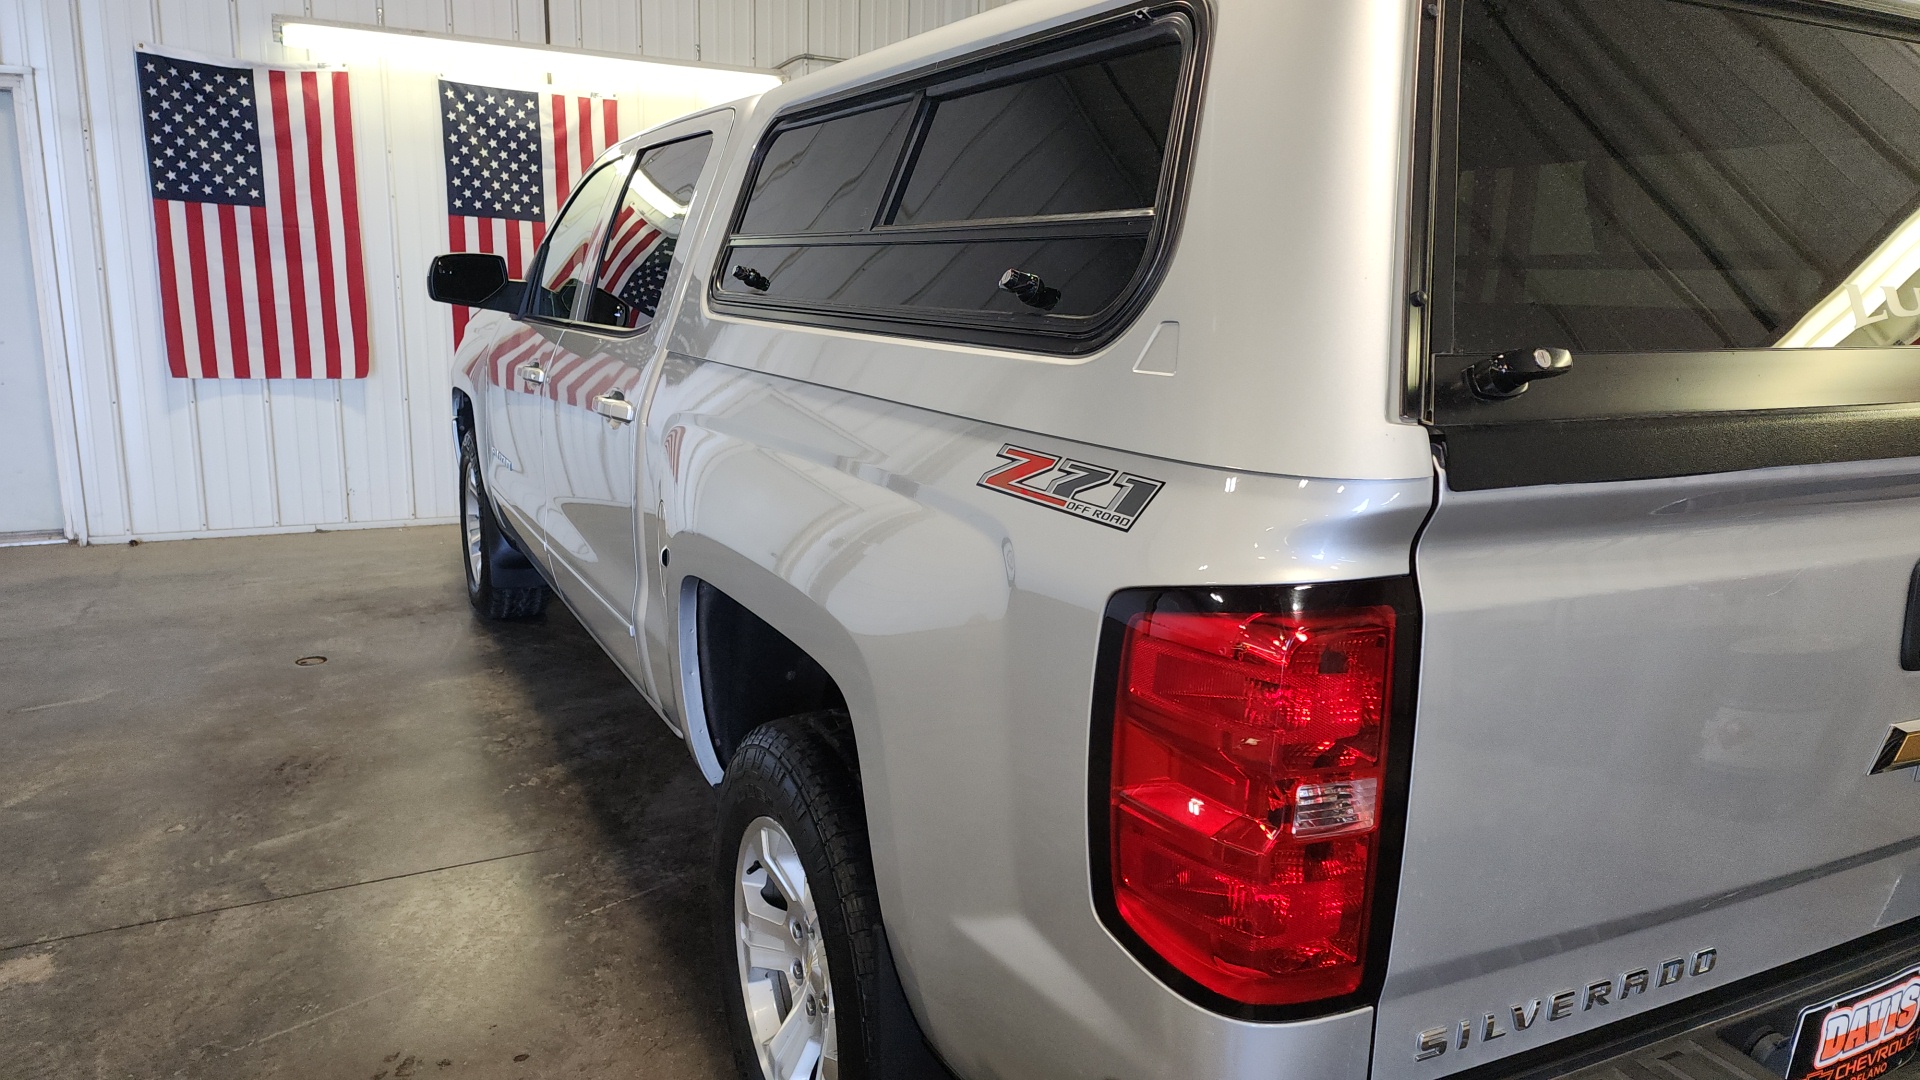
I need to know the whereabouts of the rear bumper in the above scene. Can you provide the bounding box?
[1445,918,1920,1080]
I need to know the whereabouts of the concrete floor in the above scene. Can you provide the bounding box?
[0,526,733,1079]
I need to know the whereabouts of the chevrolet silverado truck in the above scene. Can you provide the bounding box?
[428,1,1920,1078]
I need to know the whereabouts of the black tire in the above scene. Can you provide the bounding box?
[717,713,951,1080]
[459,427,547,620]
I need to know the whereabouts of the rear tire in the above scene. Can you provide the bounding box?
[459,427,547,621]
[717,714,884,1080]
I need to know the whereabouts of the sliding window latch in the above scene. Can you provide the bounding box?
[1465,347,1573,400]
[999,268,1060,311]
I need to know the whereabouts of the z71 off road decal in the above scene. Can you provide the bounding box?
[978,444,1164,532]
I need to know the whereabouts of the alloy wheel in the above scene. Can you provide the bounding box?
[734,816,837,1080]
[462,456,484,586]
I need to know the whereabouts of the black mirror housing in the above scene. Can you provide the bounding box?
[428,253,524,312]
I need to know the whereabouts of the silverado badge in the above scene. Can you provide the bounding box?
[1417,949,1718,1063]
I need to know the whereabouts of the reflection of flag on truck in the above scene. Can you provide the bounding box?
[482,325,642,409]
[595,204,674,329]
[138,50,369,379]
[439,79,620,345]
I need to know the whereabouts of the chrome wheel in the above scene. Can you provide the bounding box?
[734,816,836,1080]
[461,456,484,586]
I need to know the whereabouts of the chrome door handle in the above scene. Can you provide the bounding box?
[518,362,547,385]
[593,392,636,424]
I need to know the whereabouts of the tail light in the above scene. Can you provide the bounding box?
[1103,591,1401,1007]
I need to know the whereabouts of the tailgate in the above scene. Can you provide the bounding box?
[1382,0,1920,1074]
[1380,462,1920,1080]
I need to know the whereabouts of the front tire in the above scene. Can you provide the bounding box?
[717,715,882,1080]
[459,427,546,621]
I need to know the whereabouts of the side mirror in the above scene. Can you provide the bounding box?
[428,253,525,312]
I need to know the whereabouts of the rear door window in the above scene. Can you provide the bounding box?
[583,133,715,330]
[713,7,1204,355]
[636,134,712,205]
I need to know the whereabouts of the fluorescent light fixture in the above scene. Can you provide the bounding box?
[276,18,781,104]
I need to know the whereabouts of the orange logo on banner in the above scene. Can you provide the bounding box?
[1793,969,1920,1080]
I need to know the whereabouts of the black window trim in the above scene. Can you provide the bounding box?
[707,0,1212,356]
[924,17,1184,103]
[727,211,1154,248]
[1412,0,1920,490]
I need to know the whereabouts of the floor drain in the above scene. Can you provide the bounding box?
[294,656,327,667]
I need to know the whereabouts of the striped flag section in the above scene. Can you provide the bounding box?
[138,51,369,379]
[440,80,620,346]
[548,348,644,409]
[482,324,546,396]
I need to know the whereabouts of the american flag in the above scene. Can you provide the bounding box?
[138,51,369,379]
[440,80,621,346]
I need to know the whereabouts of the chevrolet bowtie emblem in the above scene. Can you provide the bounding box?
[1871,720,1920,775]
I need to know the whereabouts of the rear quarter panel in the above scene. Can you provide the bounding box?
[636,0,1443,1072]
[646,353,1429,1080]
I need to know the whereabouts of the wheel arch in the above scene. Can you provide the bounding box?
[453,387,475,439]
[668,533,875,788]
[453,390,543,596]
[676,536,961,1080]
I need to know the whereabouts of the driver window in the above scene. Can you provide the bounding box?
[582,133,715,330]
[527,161,627,320]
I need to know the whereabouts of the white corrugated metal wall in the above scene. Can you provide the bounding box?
[0,0,1008,542]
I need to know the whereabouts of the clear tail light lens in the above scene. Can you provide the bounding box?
[1108,602,1397,1006]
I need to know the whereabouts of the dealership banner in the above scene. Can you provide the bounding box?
[137,49,370,379]
[1787,965,1920,1080]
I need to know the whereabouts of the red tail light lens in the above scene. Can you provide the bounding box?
[1109,603,1396,1006]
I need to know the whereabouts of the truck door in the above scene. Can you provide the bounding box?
[1382,2,1920,1077]
[489,159,627,558]
[542,123,721,679]
[482,319,560,553]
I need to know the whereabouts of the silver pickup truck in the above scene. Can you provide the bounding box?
[429,1,1920,1078]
